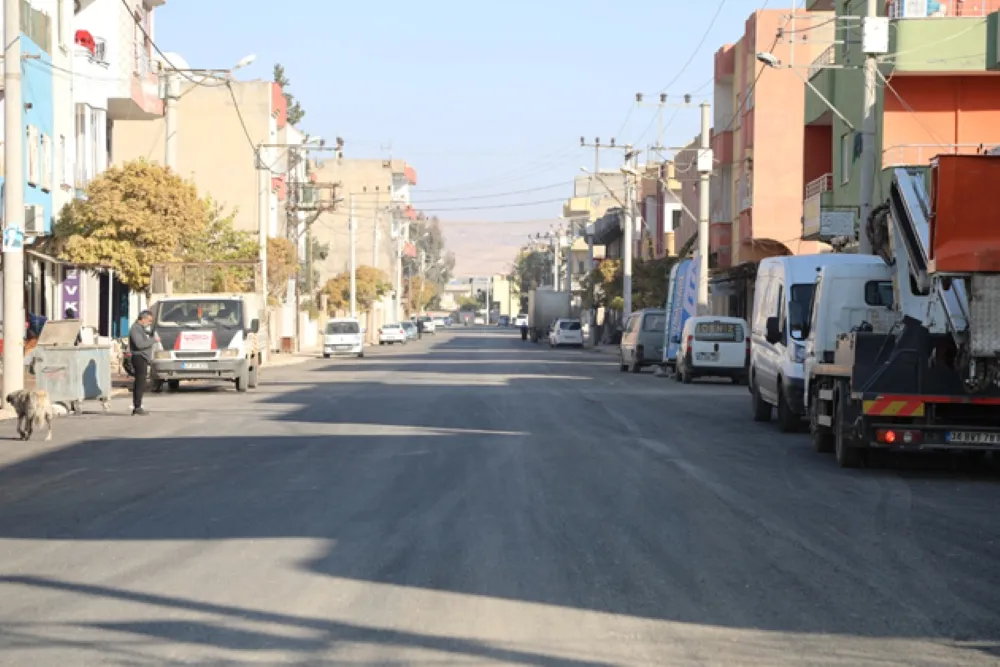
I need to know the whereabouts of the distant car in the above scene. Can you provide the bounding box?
[514,313,528,327]
[444,316,453,327]
[401,321,419,341]
[379,322,407,345]
[416,316,436,334]
[497,315,510,327]
[473,315,485,325]
[433,316,446,328]
[549,318,584,347]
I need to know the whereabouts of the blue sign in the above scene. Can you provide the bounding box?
[663,257,700,362]
[2,225,24,253]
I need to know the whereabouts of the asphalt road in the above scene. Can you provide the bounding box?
[0,327,999,666]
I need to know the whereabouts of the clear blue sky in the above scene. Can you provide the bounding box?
[158,0,779,273]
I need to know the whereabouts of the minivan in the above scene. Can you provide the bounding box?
[749,254,869,431]
[619,308,666,373]
[675,315,749,384]
[323,318,364,359]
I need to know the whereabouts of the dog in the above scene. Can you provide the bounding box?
[5,389,54,441]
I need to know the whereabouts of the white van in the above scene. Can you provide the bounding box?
[323,317,364,359]
[750,254,870,431]
[675,315,749,384]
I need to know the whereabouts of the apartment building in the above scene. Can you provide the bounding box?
[802,0,1000,243]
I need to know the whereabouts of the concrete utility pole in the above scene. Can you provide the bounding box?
[622,145,637,317]
[697,102,711,315]
[485,277,491,325]
[372,188,381,268]
[3,0,25,395]
[349,194,357,318]
[418,251,427,315]
[857,0,879,255]
[164,70,178,169]
[256,144,270,324]
[393,209,403,322]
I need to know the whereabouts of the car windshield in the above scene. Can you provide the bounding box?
[157,300,242,328]
[559,320,582,331]
[789,284,816,339]
[326,321,360,335]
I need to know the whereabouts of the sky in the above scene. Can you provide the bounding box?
[157,0,785,277]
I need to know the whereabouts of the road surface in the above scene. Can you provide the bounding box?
[0,328,998,666]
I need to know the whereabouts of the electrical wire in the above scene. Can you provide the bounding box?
[118,0,221,87]
[657,0,734,94]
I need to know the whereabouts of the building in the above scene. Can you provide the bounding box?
[802,0,1000,245]
[113,75,286,238]
[636,162,683,260]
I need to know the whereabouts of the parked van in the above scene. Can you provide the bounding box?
[323,318,364,359]
[675,315,749,384]
[619,308,666,373]
[749,254,868,431]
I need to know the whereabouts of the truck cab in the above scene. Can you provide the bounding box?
[150,295,262,393]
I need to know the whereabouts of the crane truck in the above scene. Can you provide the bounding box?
[806,154,1000,468]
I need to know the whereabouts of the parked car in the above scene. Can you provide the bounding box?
[549,318,584,347]
[498,315,510,327]
[433,316,447,328]
[379,322,407,345]
[401,321,419,341]
[416,315,436,334]
[514,313,529,327]
[619,308,666,373]
[473,315,485,325]
[324,318,364,359]
[674,316,750,384]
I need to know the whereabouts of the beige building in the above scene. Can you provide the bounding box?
[309,158,417,284]
[112,77,287,238]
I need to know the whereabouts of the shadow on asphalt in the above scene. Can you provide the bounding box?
[1,330,999,660]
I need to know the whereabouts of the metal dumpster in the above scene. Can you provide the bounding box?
[33,321,113,412]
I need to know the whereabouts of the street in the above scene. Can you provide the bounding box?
[0,328,998,666]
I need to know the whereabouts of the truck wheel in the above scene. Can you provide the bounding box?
[810,394,834,453]
[236,365,250,393]
[248,360,259,389]
[834,390,864,468]
[776,385,799,433]
[751,375,772,422]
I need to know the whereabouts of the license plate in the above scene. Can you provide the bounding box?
[180,362,208,370]
[946,431,1000,445]
[335,345,352,350]
[696,352,718,361]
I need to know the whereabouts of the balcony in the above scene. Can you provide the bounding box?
[805,46,835,126]
[802,173,855,241]
[889,15,994,73]
[882,143,984,168]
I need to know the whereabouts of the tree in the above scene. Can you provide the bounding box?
[267,237,299,304]
[182,198,257,261]
[321,265,391,314]
[406,276,437,313]
[456,295,479,310]
[299,236,329,293]
[512,249,550,293]
[53,160,209,294]
[402,216,454,288]
[580,256,673,312]
[273,63,305,126]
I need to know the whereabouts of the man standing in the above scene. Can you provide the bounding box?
[129,310,156,416]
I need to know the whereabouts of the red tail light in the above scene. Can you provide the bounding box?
[686,335,693,348]
[876,429,922,445]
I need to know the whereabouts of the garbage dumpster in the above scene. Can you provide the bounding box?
[33,320,112,413]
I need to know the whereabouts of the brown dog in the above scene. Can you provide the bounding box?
[6,389,53,441]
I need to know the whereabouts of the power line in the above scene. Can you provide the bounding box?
[657,0,732,94]
[118,0,216,87]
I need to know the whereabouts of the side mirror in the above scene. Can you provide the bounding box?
[765,316,781,345]
[249,318,260,333]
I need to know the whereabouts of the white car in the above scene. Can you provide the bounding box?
[514,314,528,327]
[378,322,407,345]
[324,318,364,358]
[473,316,485,325]
[415,316,436,334]
[433,317,446,328]
[549,319,584,347]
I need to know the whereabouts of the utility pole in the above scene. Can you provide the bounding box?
[485,276,491,325]
[857,0,879,255]
[697,102,711,314]
[164,70,179,169]
[3,0,25,395]
[372,188,381,268]
[289,147,301,351]
[419,251,426,315]
[256,145,270,346]
[393,208,403,321]
[552,233,561,291]
[622,145,637,317]
[349,194,357,318]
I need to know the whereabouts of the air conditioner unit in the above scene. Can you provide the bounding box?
[24,204,45,235]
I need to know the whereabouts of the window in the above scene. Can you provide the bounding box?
[864,280,893,307]
[40,133,52,191]
[642,314,666,332]
[326,321,360,335]
[789,283,816,339]
[26,126,39,185]
[672,209,682,231]
[75,104,87,186]
[625,315,640,333]
[59,135,71,186]
[577,260,585,274]
[840,132,852,185]
[559,320,581,330]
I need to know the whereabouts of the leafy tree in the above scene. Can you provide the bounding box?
[402,216,454,288]
[581,256,672,311]
[512,249,551,293]
[299,236,329,293]
[273,63,305,126]
[322,265,391,314]
[267,237,299,304]
[456,295,479,310]
[53,160,209,294]
[406,276,437,313]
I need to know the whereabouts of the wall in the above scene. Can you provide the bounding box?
[21,34,55,235]
[112,80,274,235]
[803,125,833,185]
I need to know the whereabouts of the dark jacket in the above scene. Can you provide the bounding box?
[129,320,156,362]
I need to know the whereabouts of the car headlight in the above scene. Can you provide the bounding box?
[154,350,171,360]
[220,349,240,358]
[793,343,806,364]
